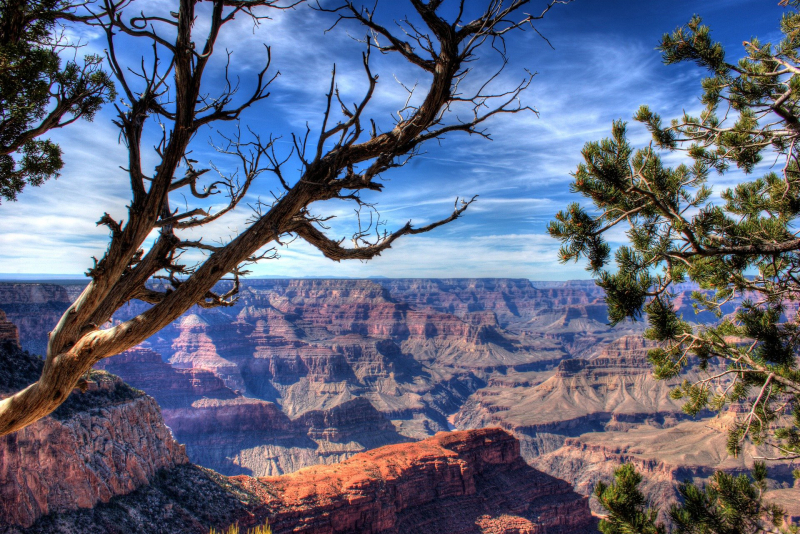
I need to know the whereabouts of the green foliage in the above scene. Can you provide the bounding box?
[549,7,800,463]
[596,463,796,534]
[595,464,666,534]
[670,465,789,534]
[0,0,115,202]
[208,522,272,534]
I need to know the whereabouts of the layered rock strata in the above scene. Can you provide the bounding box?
[97,345,408,476]
[0,283,84,355]
[94,345,238,409]
[78,279,578,475]
[531,413,800,518]
[2,278,784,530]
[0,342,187,528]
[454,344,696,457]
[6,428,596,534]
[0,279,730,483]
[0,310,19,346]
[242,428,596,534]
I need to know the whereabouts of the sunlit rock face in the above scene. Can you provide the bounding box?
[81,278,593,476]
[2,278,796,529]
[452,337,700,457]
[0,279,722,481]
[239,428,597,534]
[6,428,596,534]
[0,341,187,529]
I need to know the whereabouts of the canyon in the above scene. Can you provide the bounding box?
[1,278,643,477]
[0,335,596,533]
[1,278,797,530]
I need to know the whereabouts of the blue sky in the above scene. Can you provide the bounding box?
[0,0,789,280]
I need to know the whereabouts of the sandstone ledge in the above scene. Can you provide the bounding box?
[6,429,595,534]
[237,427,596,534]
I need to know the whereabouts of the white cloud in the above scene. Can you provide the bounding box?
[0,0,783,281]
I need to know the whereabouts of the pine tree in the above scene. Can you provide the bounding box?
[597,463,793,534]
[549,8,800,465]
[595,464,666,534]
[0,0,115,203]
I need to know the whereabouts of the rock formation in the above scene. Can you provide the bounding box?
[94,344,239,409]
[73,278,584,475]
[0,310,19,346]
[0,283,84,355]
[379,278,637,357]
[240,428,596,534]
[5,428,596,534]
[531,412,800,519]
[454,342,699,458]
[0,341,187,528]
[0,280,736,476]
[96,344,408,476]
[4,277,787,520]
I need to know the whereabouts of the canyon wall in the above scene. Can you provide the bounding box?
[0,310,19,346]
[241,428,596,534]
[4,278,791,520]
[76,278,594,476]
[0,279,733,481]
[531,412,800,520]
[95,344,409,476]
[0,325,597,534]
[0,283,84,355]
[6,428,596,534]
[0,339,188,528]
[453,336,703,457]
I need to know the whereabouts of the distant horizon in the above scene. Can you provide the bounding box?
[0,273,589,283]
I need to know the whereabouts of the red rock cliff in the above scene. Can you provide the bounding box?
[234,428,596,534]
[4,429,595,534]
[0,342,188,528]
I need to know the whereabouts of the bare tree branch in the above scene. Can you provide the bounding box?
[0,0,567,435]
[292,196,477,260]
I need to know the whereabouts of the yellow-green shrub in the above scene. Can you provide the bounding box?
[208,521,272,534]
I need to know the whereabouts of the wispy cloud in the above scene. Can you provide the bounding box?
[0,0,787,279]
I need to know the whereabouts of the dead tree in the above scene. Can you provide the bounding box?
[0,0,569,435]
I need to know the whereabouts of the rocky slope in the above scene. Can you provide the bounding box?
[453,337,702,457]
[380,278,633,360]
[6,428,596,534]
[379,279,608,331]
[243,428,596,534]
[0,309,594,533]
[0,279,730,477]
[94,345,238,408]
[72,279,582,475]
[0,279,750,493]
[0,336,187,528]
[0,283,84,355]
[531,412,800,519]
[96,344,408,476]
